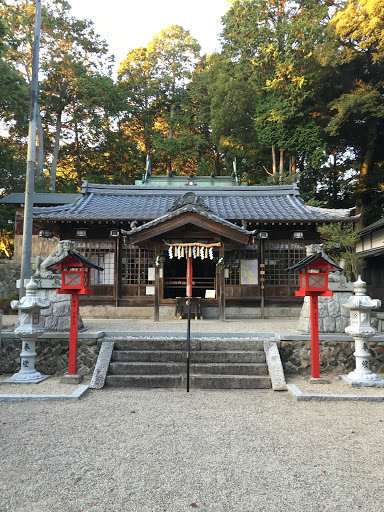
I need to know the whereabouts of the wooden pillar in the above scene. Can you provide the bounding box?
[219,246,225,321]
[68,293,80,375]
[114,236,121,307]
[259,238,265,319]
[154,246,160,322]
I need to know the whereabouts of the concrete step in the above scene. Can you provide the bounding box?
[190,375,271,389]
[109,362,184,375]
[109,361,268,376]
[110,337,265,351]
[192,363,268,376]
[112,350,266,364]
[112,350,185,363]
[112,338,188,351]
[105,374,271,389]
[105,374,183,388]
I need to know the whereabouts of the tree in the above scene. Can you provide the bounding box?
[145,25,202,175]
[1,0,112,191]
[317,222,360,280]
[118,26,208,176]
[211,0,331,183]
[318,0,384,226]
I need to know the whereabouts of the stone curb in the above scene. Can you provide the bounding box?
[90,342,114,389]
[264,340,287,391]
[0,384,89,402]
[287,383,384,402]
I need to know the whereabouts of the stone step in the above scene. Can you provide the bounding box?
[191,375,271,389]
[105,374,271,389]
[112,350,266,364]
[108,361,269,376]
[105,374,183,388]
[111,337,265,351]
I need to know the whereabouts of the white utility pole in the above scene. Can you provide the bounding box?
[20,0,41,298]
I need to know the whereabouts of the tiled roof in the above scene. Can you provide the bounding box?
[32,182,357,223]
[125,204,250,236]
[1,192,79,206]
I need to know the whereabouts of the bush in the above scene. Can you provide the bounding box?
[0,291,19,314]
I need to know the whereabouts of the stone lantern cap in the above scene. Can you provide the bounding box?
[342,276,381,310]
[11,278,50,312]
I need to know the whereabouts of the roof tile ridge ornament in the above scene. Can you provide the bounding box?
[303,202,358,218]
[167,192,213,213]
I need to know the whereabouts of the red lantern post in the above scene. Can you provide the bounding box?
[286,253,342,380]
[47,251,103,382]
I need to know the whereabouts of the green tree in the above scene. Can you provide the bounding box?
[318,0,384,226]
[1,0,112,191]
[317,222,360,280]
[212,0,331,183]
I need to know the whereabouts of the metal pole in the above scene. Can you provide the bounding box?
[186,297,191,392]
[20,0,42,299]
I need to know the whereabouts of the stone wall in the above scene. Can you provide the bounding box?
[38,285,84,331]
[0,260,20,298]
[297,292,352,333]
[0,332,102,376]
[279,335,384,375]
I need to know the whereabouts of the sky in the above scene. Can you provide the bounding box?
[69,0,230,70]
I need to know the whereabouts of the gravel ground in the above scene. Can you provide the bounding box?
[1,387,384,512]
[1,314,301,334]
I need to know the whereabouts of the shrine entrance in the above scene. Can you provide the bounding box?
[163,255,217,299]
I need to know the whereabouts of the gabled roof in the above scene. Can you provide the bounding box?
[128,203,250,245]
[286,252,342,272]
[32,182,357,224]
[359,217,384,236]
[46,250,104,271]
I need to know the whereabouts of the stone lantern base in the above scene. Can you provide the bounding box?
[341,374,384,388]
[4,372,50,384]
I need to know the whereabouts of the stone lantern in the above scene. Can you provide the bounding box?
[5,278,50,383]
[341,276,384,387]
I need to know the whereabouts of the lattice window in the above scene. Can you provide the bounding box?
[121,243,155,285]
[264,242,306,286]
[225,248,259,285]
[74,241,115,285]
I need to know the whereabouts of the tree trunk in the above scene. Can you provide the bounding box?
[356,118,378,228]
[74,120,82,188]
[49,108,63,192]
[279,148,284,183]
[166,102,175,176]
[214,146,221,176]
[289,155,296,175]
[272,145,277,177]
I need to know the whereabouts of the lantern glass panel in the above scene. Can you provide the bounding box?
[308,274,326,288]
[64,271,82,286]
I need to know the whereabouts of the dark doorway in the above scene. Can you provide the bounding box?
[163,257,216,298]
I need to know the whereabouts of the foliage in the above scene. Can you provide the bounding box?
[0,0,383,230]
[317,222,360,280]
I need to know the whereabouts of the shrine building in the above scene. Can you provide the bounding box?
[24,174,356,319]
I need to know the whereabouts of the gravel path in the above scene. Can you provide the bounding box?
[1,387,384,512]
[1,315,301,334]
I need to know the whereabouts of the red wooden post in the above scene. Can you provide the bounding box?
[309,295,320,379]
[68,293,80,375]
